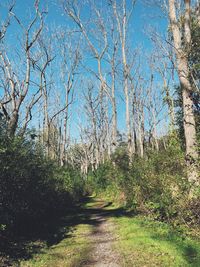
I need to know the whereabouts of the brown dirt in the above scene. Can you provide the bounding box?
[82,213,121,267]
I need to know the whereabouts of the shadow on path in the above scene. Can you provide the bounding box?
[0,196,131,266]
[1,196,200,267]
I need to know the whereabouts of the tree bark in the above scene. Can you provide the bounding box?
[168,0,198,184]
[112,0,133,159]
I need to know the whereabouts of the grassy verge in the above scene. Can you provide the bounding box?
[19,223,92,267]
[12,196,200,267]
[112,215,200,267]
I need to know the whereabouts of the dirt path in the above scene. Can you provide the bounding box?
[83,211,121,267]
[9,197,200,267]
[17,198,125,267]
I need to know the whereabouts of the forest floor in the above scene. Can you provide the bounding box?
[5,197,200,267]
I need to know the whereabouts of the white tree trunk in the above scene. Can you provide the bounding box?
[168,0,198,184]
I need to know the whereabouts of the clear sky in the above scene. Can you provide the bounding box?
[0,0,170,140]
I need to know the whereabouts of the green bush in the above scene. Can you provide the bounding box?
[55,165,85,201]
[86,143,200,226]
[0,133,84,233]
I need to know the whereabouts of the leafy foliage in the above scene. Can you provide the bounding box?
[87,141,200,226]
[0,132,84,234]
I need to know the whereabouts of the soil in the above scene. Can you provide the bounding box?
[82,209,121,267]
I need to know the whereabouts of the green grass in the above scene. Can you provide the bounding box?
[83,195,105,208]
[18,197,200,267]
[112,215,200,267]
[19,223,92,267]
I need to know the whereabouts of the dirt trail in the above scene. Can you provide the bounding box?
[10,198,124,267]
[82,203,121,267]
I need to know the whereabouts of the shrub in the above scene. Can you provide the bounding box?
[86,143,198,225]
[0,133,84,233]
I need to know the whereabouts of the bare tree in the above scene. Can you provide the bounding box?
[106,22,119,153]
[131,75,145,157]
[0,2,14,42]
[111,0,136,159]
[168,0,198,184]
[0,0,46,136]
[56,29,81,166]
[83,82,101,169]
[63,1,114,163]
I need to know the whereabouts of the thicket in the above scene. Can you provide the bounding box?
[0,129,85,236]
[88,140,200,228]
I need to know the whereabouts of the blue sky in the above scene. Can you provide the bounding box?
[0,0,170,140]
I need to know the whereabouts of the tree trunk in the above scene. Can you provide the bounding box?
[8,111,19,137]
[112,0,133,160]
[60,87,69,166]
[111,58,117,151]
[181,67,198,183]
[168,0,198,184]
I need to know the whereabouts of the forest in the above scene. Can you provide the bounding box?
[0,0,199,266]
